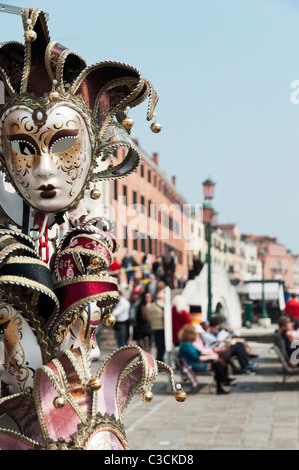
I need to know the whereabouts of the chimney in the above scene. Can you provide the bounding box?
[152,152,159,165]
[172,175,176,186]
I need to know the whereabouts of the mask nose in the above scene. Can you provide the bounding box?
[32,154,56,179]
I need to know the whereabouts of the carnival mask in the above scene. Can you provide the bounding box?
[60,302,102,355]
[1,104,95,213]
[0,301,43,395]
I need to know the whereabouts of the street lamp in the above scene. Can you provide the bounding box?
[202,178,217,321]
[259,248,269,319]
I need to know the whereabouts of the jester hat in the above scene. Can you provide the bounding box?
[0,8,159,215]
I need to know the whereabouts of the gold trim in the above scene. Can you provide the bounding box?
[49,290,119,352]
[4,256,51,268]
[0,229,36,249]
[45,40,58,83]
[0,280,57,363]
[0,241,37,266]
[0,275,58,307]
[33,368,50,441]
[54,273,118,289]
[0,427,39,448]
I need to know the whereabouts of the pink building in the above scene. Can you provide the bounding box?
[242,235,293,290]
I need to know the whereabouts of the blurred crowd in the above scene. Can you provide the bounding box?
[108,249,187,289]
[94,266,259,394]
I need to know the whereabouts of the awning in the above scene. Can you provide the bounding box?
[236,282,285,310]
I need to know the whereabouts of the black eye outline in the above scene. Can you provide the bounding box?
[49,129,79,154]
[8,134,39,156]
[0,320,9,335]
[10,141,37,156]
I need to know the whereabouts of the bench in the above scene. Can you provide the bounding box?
[172,349,214,393]
[272,345,299,382]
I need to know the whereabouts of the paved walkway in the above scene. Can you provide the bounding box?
[93,341,299,450]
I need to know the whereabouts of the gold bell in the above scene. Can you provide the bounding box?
[150,121,162,133]
[103,313,116,327]
[175,389,187,402]
[141,390,153,403]
[88,377,102,391]
[122,106,134,131]
[24,18,37,42]
[24,29,37,42]
[150,112,162,133]
[53,396,66,409]
[49,90,60,102]
[122,116,134,131]
[90,188,101,200]
[90,257,101,267]
[49,79,60,102]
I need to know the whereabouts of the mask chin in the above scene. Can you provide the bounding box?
[0,172,60,230]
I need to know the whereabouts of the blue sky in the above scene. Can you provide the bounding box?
[1,0,299,252]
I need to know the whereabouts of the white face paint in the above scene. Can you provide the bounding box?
[60,302,101,356]
[0,301,43,394]
[2,105,93,213]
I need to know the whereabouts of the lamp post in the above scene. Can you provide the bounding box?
[259,248,269,319]
[202,178,217,321]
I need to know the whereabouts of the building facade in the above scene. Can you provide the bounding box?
[241,235,293,290]
[109,143,191,282]
[291,255,299,294]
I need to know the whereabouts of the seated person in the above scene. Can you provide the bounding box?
[178,324,233,395]
[200,317,257,375]
[275,315,299,367]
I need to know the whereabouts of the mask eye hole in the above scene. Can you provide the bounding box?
[10,140,37,155]
[50,136,77,154]
[49,129,79,154]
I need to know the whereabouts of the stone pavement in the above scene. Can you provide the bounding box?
[93,340,299,450]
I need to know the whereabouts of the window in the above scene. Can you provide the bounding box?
[148,169,151,183]
[141,195,145,214]
[114,180,118,200]
[133,229,138,251]
[148,200,152,217]
[148,235,152,254]
[141,164,144,178]
[174,220,180,235]
[123,184,127,205]
[154,238,158,255]
[123,226,128,248]
[133,190,137,205]
[141,235,146,253]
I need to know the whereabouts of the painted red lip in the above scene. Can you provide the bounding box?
[38,185,57,199]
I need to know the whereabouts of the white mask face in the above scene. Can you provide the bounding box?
[60,302,102,354]
[2,104,92,213]
[0,301,43,394]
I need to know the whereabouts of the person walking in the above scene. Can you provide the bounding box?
[112,292,131,347]
[143,292,166,362]
[121,251,137,283]
[131,291,152,352]
[171,295,191,346]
